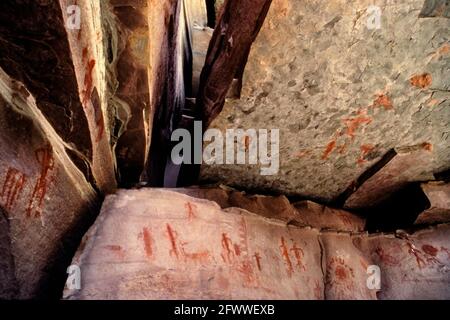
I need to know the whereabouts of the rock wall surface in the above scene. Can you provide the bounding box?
[64,188,450,300]
[200,0,450,203]
[0,68,98,298]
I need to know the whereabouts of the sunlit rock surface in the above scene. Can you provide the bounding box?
[64,189,450,300]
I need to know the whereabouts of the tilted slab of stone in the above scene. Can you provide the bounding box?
[0,0,99,188]
[344,145,435,209]
[415,182,450,225]
[172,186,365,232]
[64,189,450,300]
[64,189,324,299]
[0,69,98,298]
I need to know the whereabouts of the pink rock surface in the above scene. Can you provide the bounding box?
[64,188,450,300]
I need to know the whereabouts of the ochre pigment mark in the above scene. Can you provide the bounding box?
[327,257,355,279]
[295,149,312,158]
[427,98,440,107]
[166,224,179,258]
[243,135,251,151]
[357,144,375,165]
[280,237,293,276]
[1,168,27,211]
[322,109,372,160]
[314,280,322,299]
[82,47,88,60]
[335,265,348,280]
[163,224,210,264]
[104,245,125,259]
[359,258,368,270]
[221,233,234,263]
[185,202,197,221]
[91,87,104,142]
[254,252,262,271]
[410,73,432,89]
[290,242,306,271]
[422,244,438,257]
[181,248,210,264]
[27,145,54,218]
[375,247,399,266]
[373,94,393,110]
[82,59,96,105]
[431,43,450,60]
[325,257,355,298]
[104,245,122,251]
[234,244,241,256]
[322,140,336,160]
[142,227,153,259]
[338,212,353,227]
[238,218,249,254]
[437,43,450,55]
[406,242,444,269]
[219,229,258,286]
[337,142,348,155]
[343,112,372,139]
[237,260,257,286]
[421,142,433,152]
[406,243,426,268]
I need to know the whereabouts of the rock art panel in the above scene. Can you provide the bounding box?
[0,68,98,299]
[64,189,324,299]
[416,182,450,225]
[200,0,450,203]
[64,188,450,300]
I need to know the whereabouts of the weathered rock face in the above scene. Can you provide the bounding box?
[416,181,450,225]
[1,0,449,301]
[101,0,152,185]
[0,69,98,298]
[0,1,94,183]
[64,189,450,300]
[0,206,17,299]
[59,0,117,193]
[342,144,435,209]
[200,0,450,203]
[175,186,366,231]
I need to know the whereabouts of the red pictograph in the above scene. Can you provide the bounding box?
[26,145,55,218]
[1,168,27,211]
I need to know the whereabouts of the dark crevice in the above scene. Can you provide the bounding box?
[435,168,450,182]
[205,0,217,28]
[362,183,431,233]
